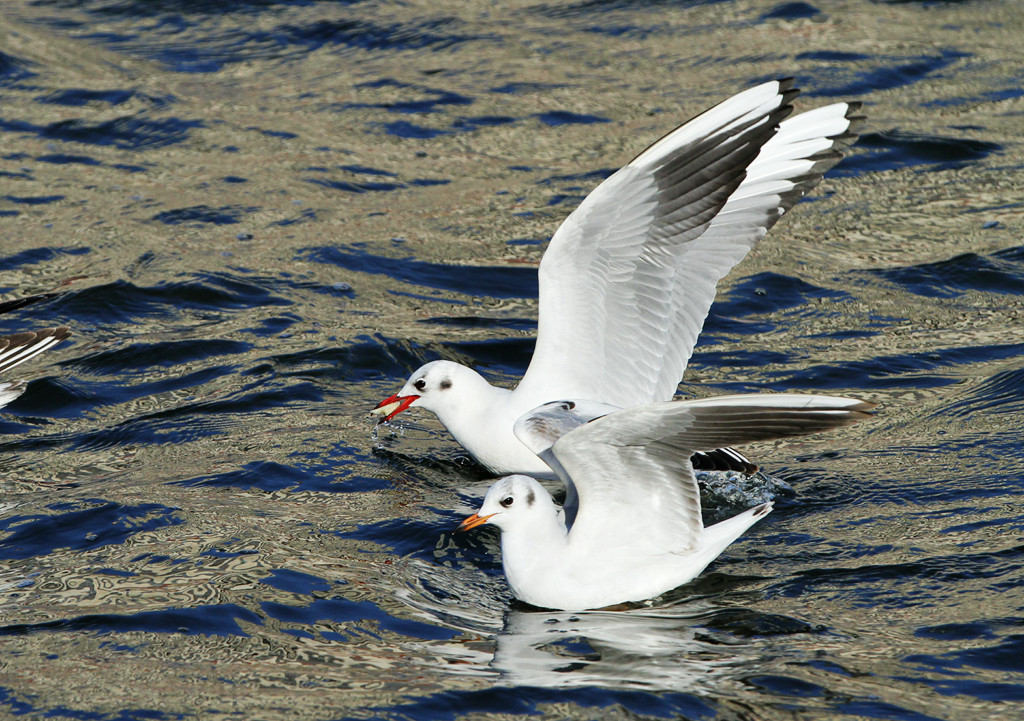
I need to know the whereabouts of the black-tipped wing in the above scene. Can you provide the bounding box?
[547,394,873,553]
[516,81,864,410]
[0,327,71,375]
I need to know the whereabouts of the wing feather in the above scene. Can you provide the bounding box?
[516,83,864,408]
[543,394,873,554]
[0,327,71,375]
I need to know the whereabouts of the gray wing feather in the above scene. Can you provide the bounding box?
[547,394,873,553]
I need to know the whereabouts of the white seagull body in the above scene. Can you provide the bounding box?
[458,394,874,611]
[372,80,864,476]
[0,326,71,408]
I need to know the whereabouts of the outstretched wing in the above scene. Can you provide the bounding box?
[516,80,863,408]
[528,394,873,553]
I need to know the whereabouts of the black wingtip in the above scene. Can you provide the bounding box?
[691,447,760,475]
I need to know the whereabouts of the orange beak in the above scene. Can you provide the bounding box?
[370,393,420,423]
[457,512,496,532]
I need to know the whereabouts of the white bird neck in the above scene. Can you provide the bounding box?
[426,374,541,473]
[499,505,570,605]
[427,369,505,430]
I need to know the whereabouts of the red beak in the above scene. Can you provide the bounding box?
[370,393,420,423]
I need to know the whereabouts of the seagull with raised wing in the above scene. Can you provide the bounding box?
[0,327,71,408]
[457,394,873,611]
[372,80,864,477]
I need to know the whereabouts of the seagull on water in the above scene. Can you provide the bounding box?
[372,79,864,477]
[0,327,71,409]
[457,394,874,611]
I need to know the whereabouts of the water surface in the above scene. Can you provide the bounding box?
[1,0,1023,719]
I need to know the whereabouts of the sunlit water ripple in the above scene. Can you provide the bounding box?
[1,0,1023,719]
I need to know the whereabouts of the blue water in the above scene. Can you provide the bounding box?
[1,0,1023,719]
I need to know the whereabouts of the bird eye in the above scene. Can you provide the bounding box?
[561,401,575,410]
[413,379,426,392]
[500,496,514,508]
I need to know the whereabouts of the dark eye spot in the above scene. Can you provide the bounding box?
[440,379,452,390]
[413,379,426,392]
[500,496,514,508]
[526,489,535,506]
[561,401,575,411]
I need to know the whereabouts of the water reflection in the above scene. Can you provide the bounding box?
[396,550,778,692]
[490,602,757,691]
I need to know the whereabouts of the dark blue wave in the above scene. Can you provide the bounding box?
[699,607,824,636]
[0,603,261,637]
[34,87,173,108]
[924,87,1024,108]
[899,676,1024,705]
[262,596,457,641]
[67,339,252,375]
[173,438,382,493]
[906,633,1024,675]
[538,168,615,186]
[0,686,176,720]
[150,204,259,225]
[490,81,569,94]
[761,2,820,20]
[174,459,339,492]
[799,49,969,98]
[709,272,851,320]
[260,568,333,595]
[797,50,871,62]
[837,131,1001,176]
[766,543,1024,607]
[267,334,433,383]
[2,194,64,205]
[362,686,715,721]
[451,115,517,131]
[36,152,102,166]
[443,336,535,378]
[4,367,232,419]
[338,163,397,176]
[0,500,182,560]
[941,367,1024,418]
[35,11,492,73]
[333,517,456,562]
[67,381,323,450]
[419,315,536,332]
[28,0,311,18]
[239,313,300,337]
[297,245,538,299]
[533,0,730,18]
[862,245,1024,298]
[349,78,473,114]
[377,121,447,139]
[745,673,826,698]
[534,111,610,126]
[305,178,405,193]
[762,342,1024,391]
[54,274,292,326]
[0,51,37,86]
[0,115,203,150]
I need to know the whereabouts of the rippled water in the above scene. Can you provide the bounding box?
[1,0,1023,719]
